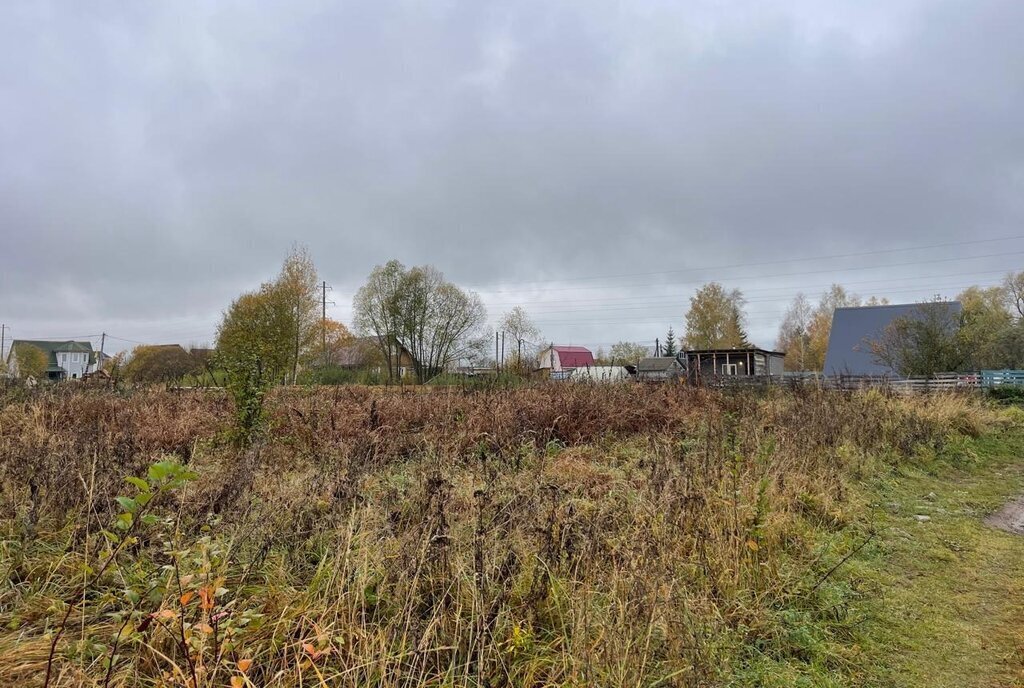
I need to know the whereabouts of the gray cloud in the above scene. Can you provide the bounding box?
[2,0,1022,353]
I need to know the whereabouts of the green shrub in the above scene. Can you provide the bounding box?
[988,386,1024,404]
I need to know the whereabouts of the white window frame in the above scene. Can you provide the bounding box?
[721,363,738,376]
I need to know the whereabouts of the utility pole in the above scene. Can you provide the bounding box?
[500,331,505,373]
[98,332,106,371]
[0,323,5,369]
[320,281,334,368]
[495,331,499,373]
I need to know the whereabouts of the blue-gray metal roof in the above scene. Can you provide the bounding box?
[822,302,962,376]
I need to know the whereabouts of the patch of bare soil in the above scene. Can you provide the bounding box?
[985,496,1024,535]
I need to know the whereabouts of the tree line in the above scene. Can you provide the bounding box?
[6,249,1020,385]
[775,274,1024,375]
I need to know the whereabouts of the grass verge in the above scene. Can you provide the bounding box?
[841,430,1024,687]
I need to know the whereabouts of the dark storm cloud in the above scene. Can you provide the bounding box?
[2,0,1022,352]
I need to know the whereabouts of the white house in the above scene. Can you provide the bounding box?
[7,340,98,380]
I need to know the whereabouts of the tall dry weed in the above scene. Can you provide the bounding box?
[0,384,998,686]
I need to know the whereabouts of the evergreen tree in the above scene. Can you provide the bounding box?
[663,326,678,356]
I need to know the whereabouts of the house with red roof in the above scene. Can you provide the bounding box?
[537,345,595,372]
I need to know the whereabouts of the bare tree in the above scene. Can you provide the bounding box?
[499,306,542,373]
[1005,270,1024,319]
[396,266,487,382]
[776,293,812,371]
[354,261,487,383]
[353,260,407,381]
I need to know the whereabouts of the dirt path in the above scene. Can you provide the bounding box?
[985,495,1024,536]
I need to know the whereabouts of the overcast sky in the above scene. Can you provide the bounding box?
[2,1,1023,357]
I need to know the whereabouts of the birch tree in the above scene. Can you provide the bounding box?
[277,245,320,384]
[776,293,812,371]
[684,283,749,349]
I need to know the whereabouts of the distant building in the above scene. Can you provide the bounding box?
[6,340,97,380]
[148,343,190,355]
[823,302,963,376]
[188,347,215,365]
[537,345,595,372]
[337,336,417,377]
[636,357,684,381]
[571,365,632,382]
[683,348,785,378]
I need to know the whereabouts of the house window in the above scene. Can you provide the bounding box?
[721,363,738,376]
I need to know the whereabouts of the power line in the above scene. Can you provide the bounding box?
[3,333,102,341]
[477,249,1024,296]
[466,234,1024,289]
[477,267,1017,309]
[105,334,156,346]
[494,278,1005,318]
[525,282,1004,327]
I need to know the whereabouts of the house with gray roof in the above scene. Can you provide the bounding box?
[823,302,963,376]
[6,340,98,380]
[636,357,684,381]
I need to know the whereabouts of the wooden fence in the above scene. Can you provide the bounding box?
[701,370,1024,392]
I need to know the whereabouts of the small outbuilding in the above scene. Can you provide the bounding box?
[636,357,684,381]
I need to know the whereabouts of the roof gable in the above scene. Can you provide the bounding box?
[8,340,94,367]
[552,346,594,368]
[12,339,93,353]
[823,302,962,376]
[638,357,682,372]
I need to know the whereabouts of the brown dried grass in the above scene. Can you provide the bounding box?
[0,383,998,686]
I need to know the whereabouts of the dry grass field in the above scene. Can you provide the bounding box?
[0,383,1017,687]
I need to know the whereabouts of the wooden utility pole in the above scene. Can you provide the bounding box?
[500,331,505,372]
[320,281,334,369]
[98,333,106,371]
[0,323,5,368]
[495,332,499,373]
